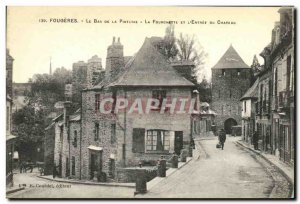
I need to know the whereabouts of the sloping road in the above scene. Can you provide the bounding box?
[138,136,291,198]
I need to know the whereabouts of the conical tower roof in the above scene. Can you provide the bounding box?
[212,45,250,69]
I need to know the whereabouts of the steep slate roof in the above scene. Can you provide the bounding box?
[111,38,195,87]
[212,45,250,69]
[240,78,259,101]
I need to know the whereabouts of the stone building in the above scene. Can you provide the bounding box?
[80,37,196,181]
[6,49,17,187]
[12,82,31,113]
[211,45,252,134]
[240,78,259,145]
[50,36,198,182]
[270,8,294,164]
[6,49,14,98]
[241,7,294,165]
[71,55,103,106]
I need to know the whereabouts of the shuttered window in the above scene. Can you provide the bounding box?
[132,128,145,153]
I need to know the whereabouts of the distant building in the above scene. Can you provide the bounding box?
[211,45,252,134]
[6,50,17,187]
[6,49,14,98]
[71,55,103,106]
[12,83,31,113]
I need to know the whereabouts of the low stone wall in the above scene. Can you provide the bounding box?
[116,167,157,183]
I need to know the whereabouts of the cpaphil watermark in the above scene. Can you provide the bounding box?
[95,97,199,114]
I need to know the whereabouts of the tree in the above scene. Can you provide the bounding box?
[162,24,178,60]
[197,77,212,103]
[27,67,72,114]
[12,106,45,162]
[176,33,208,83]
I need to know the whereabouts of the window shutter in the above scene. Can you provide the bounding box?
[132,128,145,153]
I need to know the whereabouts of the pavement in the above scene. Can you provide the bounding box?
[236,139,294,197]
[138,136,292,199]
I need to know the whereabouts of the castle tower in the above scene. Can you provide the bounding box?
[105,37,124,80]
[87,55,103,88]
[211,45,252,134]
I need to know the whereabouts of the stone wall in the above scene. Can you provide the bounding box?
[44,125,55,175]
[68,121,81,179]
[80,86,193,180]
[116,167,157,183]
[211,68,252,130]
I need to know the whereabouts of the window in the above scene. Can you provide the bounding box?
[237,70,241,76]
[95,94,100,111]
[146,130,170,151]
[73,130,77,147]
[222,69,226,76]
[71,156,75,176]
[111,123,116,144]
[60,126,64,142]
[94,123,99,141]
[152,90,166,109]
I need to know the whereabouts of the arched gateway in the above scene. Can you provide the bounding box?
[224,118,237,134]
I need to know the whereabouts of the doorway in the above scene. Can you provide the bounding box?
[89,151,102,180]
[224,118,237,134]
[174,131,183,155]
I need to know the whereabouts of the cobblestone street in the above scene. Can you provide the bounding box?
[138,136,292,199]
[7,136,292,199]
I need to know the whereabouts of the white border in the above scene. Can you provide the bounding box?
[1,1,298,204]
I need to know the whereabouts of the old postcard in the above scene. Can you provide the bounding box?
[6,6,295,199]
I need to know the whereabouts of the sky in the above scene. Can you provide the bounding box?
[7,6,280,83]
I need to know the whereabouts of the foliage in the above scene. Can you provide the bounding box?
[176,33,208,83]
[162,24,179,61]
[197,77,212,103]
[26,67,72,114]
[12,106,45,162]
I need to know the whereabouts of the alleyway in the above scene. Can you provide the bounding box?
[138,136,291,198]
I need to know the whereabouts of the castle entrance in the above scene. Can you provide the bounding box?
[224,118,237,134]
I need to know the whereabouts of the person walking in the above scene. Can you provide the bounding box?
[218,129,226,150]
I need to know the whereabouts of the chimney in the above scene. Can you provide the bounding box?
[63,101,71,125]
[171,60,195,84]
[113,36,116,44]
